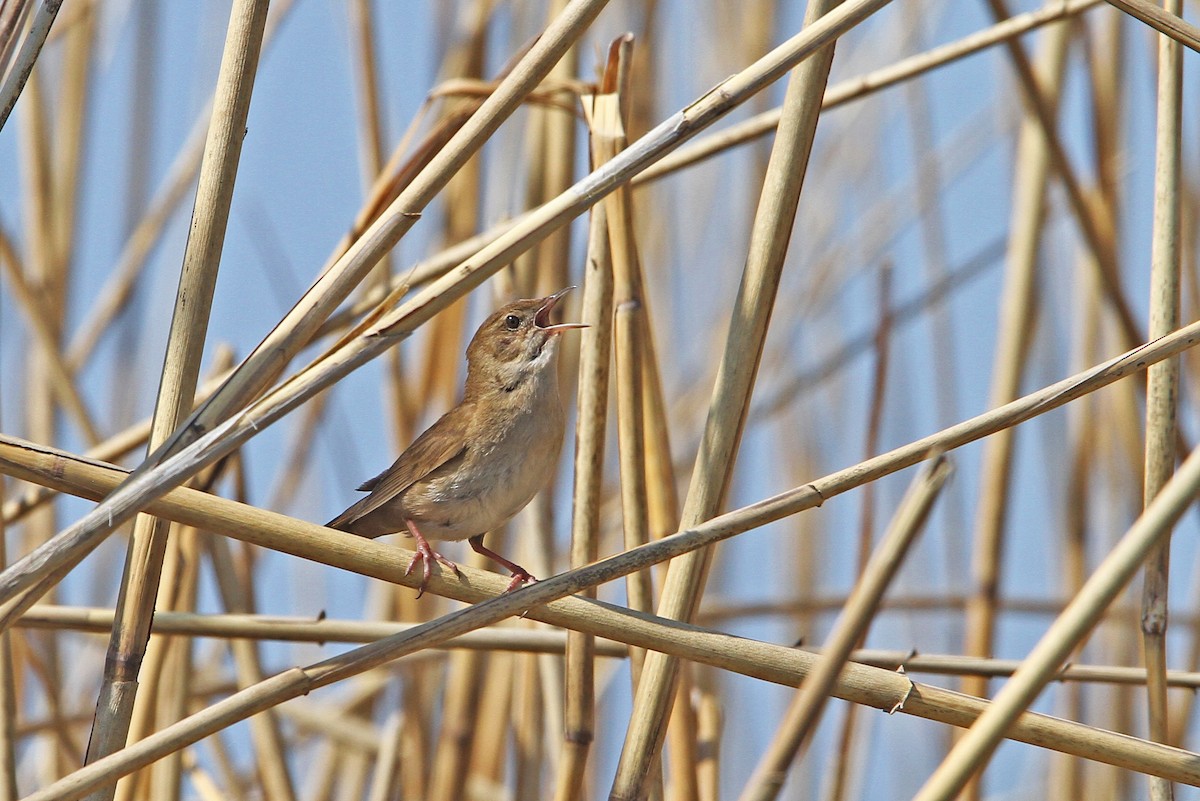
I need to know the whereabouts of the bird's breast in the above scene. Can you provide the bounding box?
[403,387,564,541]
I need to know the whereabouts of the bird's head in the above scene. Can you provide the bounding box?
[465,287,586,393]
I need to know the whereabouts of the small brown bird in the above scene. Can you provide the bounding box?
[327,287,585,597]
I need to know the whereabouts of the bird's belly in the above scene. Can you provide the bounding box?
[404,423,559,542]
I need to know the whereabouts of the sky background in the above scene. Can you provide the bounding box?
[3,1,1199,799]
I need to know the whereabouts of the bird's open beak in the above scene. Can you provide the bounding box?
[535,286,588,333]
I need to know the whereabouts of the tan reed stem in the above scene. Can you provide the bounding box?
[988,0,1140,347]
[609,0,844,794]
[589,60,654,689]
[554,123,616,801]
[203,534,296,801]
[142,524,201,801]
[81,2,271,793]
[0,0,60,129]
[1141,3,1183,799]
[364,711,403,801]
[0,223,101,445]
[1101,0,1200,50]
[0,472,15,800]
[826,261,894,801]
[961,12,1068,715]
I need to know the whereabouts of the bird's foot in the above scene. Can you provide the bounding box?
[503,569,537,593]
[403,522,460,598]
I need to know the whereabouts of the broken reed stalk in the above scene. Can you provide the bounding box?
[1140,4,1183,801]
[589,59,655,687]
[553,126,616,799]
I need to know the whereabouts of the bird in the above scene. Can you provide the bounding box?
[327,287,586,597]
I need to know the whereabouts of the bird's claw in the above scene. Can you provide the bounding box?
[504,570,537,593]
[405,543,461,599]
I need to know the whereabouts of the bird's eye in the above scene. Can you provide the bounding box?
[504,314,521,331]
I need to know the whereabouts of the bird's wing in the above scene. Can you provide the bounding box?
[326,403,471,530]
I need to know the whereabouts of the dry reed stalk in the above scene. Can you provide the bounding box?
[465,649,513,794]
[826,262,894,801]
[514,643,544,800]
[427,647,488,800]
[143,525,201,801]
[203,534,296,801]
[912,441,1200,801]
[0,0,33,82]
[1053,250,1103,798]
[1101,0,1200,48]
[16,9,90,776]
[12,607,629,657]
[740,457,951,801]
[588,48,654,685]
[0,472,15,801]
[115,469,224,801]
[638,0,1098,187]
[413,6,488,417]
[347,0,387,265]
[961,14,1068,721]
[990,0,1142,346]
[364,710,403,801]
[506,15,582,780]
[900,7,967,583]
[0,0,60,128]
[554,169,615,800]
[609,0,844,792]
[695,678,721,801]
[1140,5,1183,801]
[81,2,271,791]
[842,650,1200,688]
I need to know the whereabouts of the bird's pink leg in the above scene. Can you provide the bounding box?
[469,535,537,592]
[403,519,460,598]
